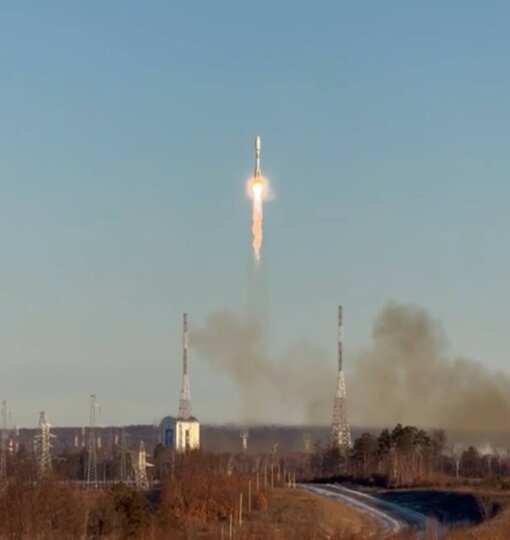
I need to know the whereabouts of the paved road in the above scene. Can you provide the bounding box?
[304,483,442,538]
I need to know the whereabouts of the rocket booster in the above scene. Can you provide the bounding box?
[254,135,261,177]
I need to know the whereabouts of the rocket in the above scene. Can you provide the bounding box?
[249,135,266,263]
[254,135,261,178]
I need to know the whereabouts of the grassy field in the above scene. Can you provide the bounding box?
[265,488,380,538]
[182,487,381,539]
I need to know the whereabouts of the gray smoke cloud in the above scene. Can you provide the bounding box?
[349,303,510,431]
[190,310,333,424]
[191,303,510,431]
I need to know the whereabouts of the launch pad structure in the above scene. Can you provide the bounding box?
[160,313,200,453]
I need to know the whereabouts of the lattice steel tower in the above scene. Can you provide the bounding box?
[86,394,98,487]
[240,429,249,452]
[35,411,53,476]
[134,440,152,490]
[331,306,352,451]
[178,313,192,419]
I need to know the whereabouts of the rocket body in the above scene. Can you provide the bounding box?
[254,135,261,178]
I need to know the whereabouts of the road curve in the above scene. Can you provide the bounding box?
[303,483,441,538]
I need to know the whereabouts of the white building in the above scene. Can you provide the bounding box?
[160,415,200,452]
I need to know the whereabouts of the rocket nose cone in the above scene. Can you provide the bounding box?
[255,135,261,151]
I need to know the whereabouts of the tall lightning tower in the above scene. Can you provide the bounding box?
[331,306,352,451]
[86,394,98,487]
[178,313,192,420]
[35,411,53,476]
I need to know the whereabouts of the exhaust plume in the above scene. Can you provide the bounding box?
[247,175,269,265]
[349,303,510,431]
[192,303,510,431]
[250,182,264,264]
[190,310,332,423]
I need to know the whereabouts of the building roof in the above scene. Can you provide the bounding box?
[175,415,199,423]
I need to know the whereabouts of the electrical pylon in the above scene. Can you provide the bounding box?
[331,306,352,452]
[240,429,249,452]
[134,441,152,490]
[178,313,192,419]
[86,394,98,487]
[35,411,54,476]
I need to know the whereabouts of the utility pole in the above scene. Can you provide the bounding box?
[86,394,98,487]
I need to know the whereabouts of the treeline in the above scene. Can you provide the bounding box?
[311,424,510,487]
[0,461,146,539]
[2,427,510,537]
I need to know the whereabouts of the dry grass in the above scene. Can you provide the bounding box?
[153,487,381,539]
[265,488,379,538]
[209,488,378,540]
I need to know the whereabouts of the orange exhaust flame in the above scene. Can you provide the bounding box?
[248,176,268,265]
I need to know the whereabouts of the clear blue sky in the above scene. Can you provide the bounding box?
[1,1,508,426]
